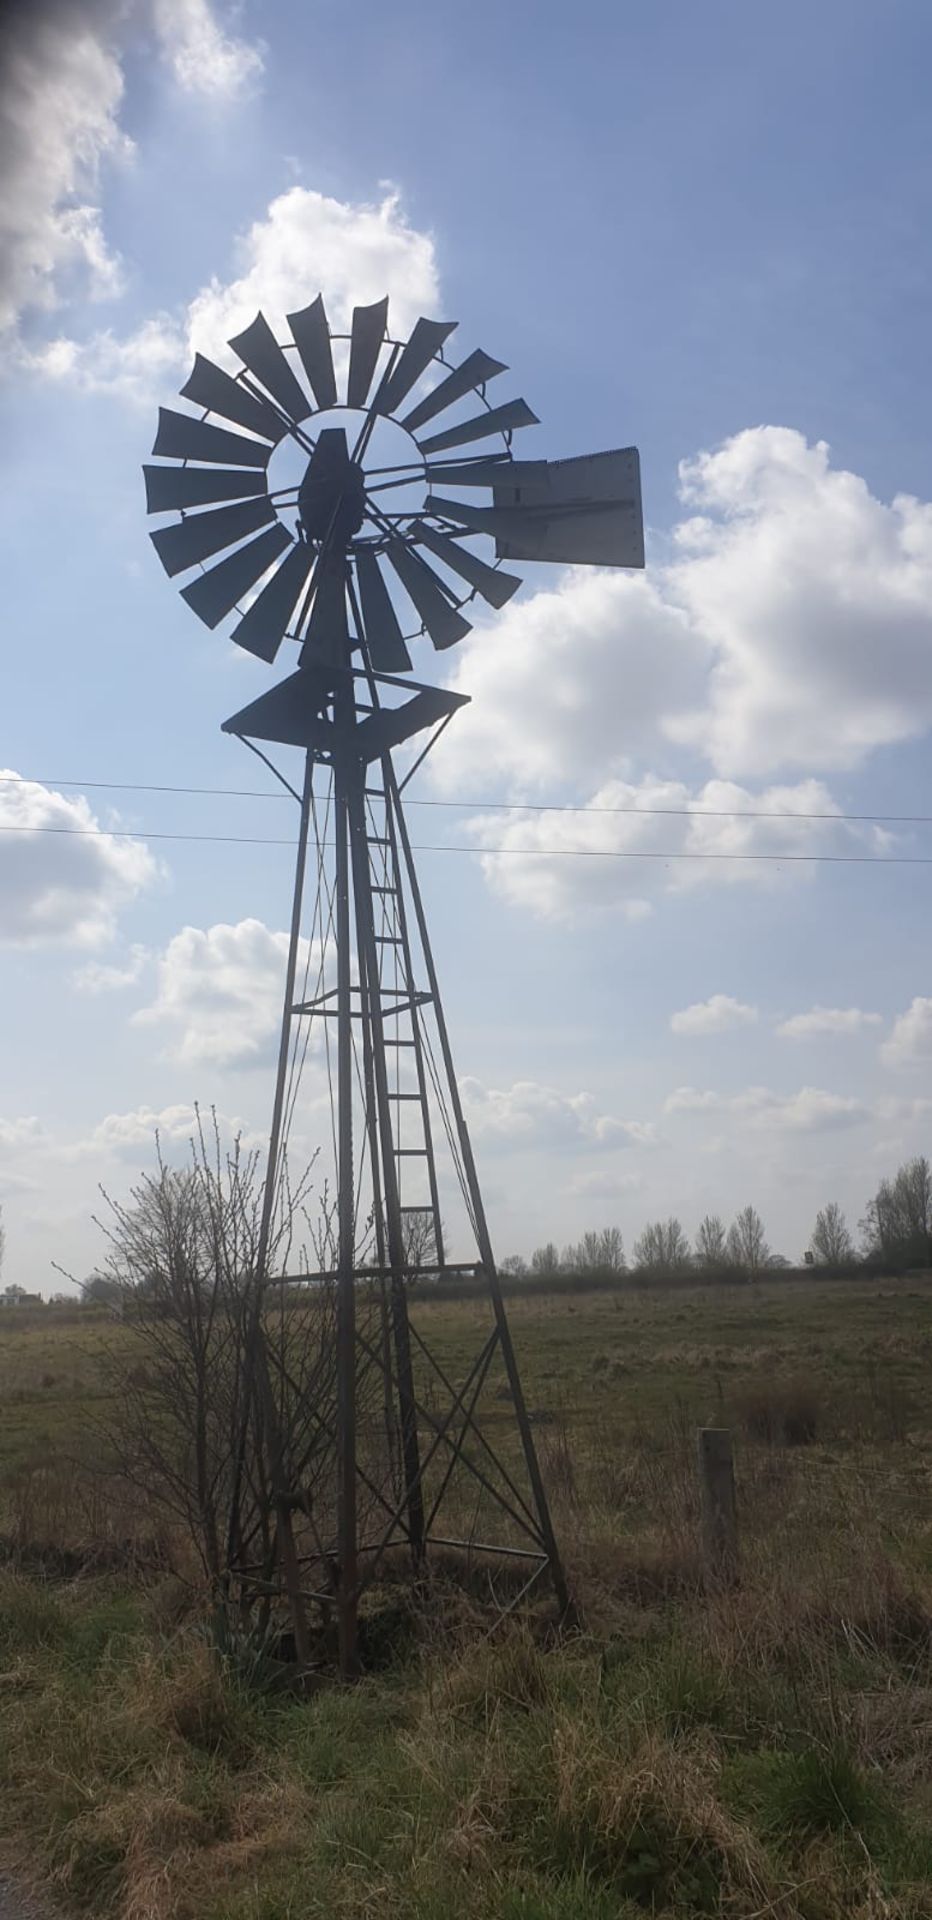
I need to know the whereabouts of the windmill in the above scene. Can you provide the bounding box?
[145,295,644,1673]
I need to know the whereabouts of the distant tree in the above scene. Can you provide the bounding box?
[632,1217,691,1275]
[0,1203,4,1281]
[810,1201,854,1266]
[530,1241,561,1277]
[80,1272,124,1309]
[694,1213,728,1268]
[399,1208,441,1272]
[596,1225,626,1273]
[499,1253,528,1277]
[861,1156,932,1268]
[727,1205,772,1276]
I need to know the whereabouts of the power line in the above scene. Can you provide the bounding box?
[0,822,929,864]
[0,772,930,826]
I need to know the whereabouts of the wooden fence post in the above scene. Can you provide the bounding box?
[697,1427,738,1585]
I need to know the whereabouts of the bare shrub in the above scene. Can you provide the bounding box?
[733,1377,821,1447]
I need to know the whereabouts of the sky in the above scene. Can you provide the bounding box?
[2,0,932,1290]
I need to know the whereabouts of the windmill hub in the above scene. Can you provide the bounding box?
[297,427,367,544]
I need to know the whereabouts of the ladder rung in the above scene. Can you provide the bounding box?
[385,1038,416,1047]
[371,885,396,894]
[374,934,403,944]
[367,836,389,846]
[391,1092,422,1101]
[395,1147,428,1157]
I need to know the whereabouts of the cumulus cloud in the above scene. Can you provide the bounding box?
[72,1101,262,1158]
[670,994,758,1036]
[459,1077,658,1152]
[432,571,700,795]
[1,0,263,344]
[881,997,932,1069]
[0,1117,47,1152]
[134,918,323,1068]
[0,771,155,947]
[462,775,885,922]
[0,0,130,333]
[665,1084,870,1132]
[777,1005,883,1039]
[34,183,440,402]
[667,428,932,777]
[151,0,263,98]
[72,944,149,992]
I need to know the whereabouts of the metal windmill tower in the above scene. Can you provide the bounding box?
[146,294,644,1673]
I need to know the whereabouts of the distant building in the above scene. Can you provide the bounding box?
[0,1284,43,1308]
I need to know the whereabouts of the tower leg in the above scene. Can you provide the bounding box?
[334,691,358,1676]
[385,762,571,1619]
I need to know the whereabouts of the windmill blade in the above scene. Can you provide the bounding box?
[150,497,277,578]
[373,317,457,417]
[411,523,522,609]
[419,398,540,456]
[180,353,287,443]
[424,457,547,490]
[385,540,472,650]
[143,465,267,513]
[152,408,271,469]
[229,542,316,662]
[493,448,644,567]
[228,311,312,423]
[402,349,508,435]
[288,295,337,409]
[354,547,412,672]
[299,554,349,669]
[347,296,389,408]
[180,525,291,628]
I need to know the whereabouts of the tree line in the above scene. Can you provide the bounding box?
[504,1154,932,1281]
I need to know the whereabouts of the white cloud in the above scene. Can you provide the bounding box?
[36,183,440,402]
[0,771,156,948]
[72,944,149,992]
[134,918,323,1069]
[432,571,701,795]
[670,994,758,1035]
[72,1101,261,1158]
[881,997,932,1069]
[0,0,130,333]
[151,0,263,98]
[777,1005,883,1039]
[667,428,932,777]
[462,775,885,922]
[0,1117,47,1153]
[568,1167,645,1199]
[459,1077,658,1152]
[665,1084,870,1133]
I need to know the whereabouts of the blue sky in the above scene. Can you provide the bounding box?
[2,0,932,1290]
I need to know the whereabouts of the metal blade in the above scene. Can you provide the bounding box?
[425,456,546,490]
[412,523,521,609]
[228,311,311,423]
[180,525,291,628]
[373,316,457,417]
[402,349,508,435]
[299,554,348,668]
[180,353,286,443]
[288,295,337,409]
[427,489,635,555]
[229,542,315,662]
[354,547,412,672]
[385,540,472,650]
[143,465,267,513]
[419,398,540,456]
[150,497,276,578]
[152,408,271,468]
[493,448,644,567]
[347,296,388,408]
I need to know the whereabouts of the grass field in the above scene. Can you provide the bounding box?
[3,1275,932,1918]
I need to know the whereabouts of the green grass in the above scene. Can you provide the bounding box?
[4,1275,932,1916]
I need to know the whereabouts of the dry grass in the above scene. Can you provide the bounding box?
[2,1275,932,1915]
